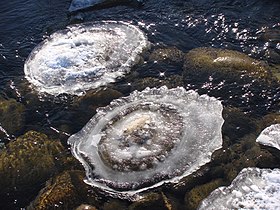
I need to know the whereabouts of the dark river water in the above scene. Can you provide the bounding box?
[0,0,280,209]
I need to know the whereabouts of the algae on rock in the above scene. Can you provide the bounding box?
[183,47,276,83]
[0,131,65,193]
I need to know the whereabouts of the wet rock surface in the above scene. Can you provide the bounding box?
[27,170,103,210]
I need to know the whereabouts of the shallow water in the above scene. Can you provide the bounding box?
[0,0,280,209]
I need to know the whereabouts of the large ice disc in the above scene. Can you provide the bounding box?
[24,21,149,95]
[68,86,224,197]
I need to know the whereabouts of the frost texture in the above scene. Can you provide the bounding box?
[68,86,224,196]
[24,21,149,95]
[256,124,280,151]
[199,168,280,210]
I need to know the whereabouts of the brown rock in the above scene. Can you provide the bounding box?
[28,170,102,210]
[129,192,175,210]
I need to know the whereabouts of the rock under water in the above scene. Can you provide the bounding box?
[199,167,280,210]
[256,124,280,151]
[68,86,224,197]
[69,0,142,12]
[24,21,149,96]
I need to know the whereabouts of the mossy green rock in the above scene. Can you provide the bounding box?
[0,98,25,135]
[28,171,80,210]
[183,47,276,82]
[0,131,64,193]
[184,179,224,210]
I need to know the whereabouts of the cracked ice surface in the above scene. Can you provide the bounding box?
[68,86,224,197]
[24,21,149,95]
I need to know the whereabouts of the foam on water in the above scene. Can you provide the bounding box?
[256,124,280,151]
[199,168,280,210]
[24,21,149,95]
[68,86,224,197]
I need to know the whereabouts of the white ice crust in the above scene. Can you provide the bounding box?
[68,86,224,197]
[24,21,149,95]
[256,124,280,151]
[199,167,280,210]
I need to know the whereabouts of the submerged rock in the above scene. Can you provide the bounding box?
[183,47,275,82]
[68,86,224,197]
[256,124,280,151]
[24,21,149,96]
[149,47,185,65]
[130,75,183,91]
[184,179,224,210]
[69,0,144,12]
[198,168,280,209]
[0,131,65,193]
[0,97,25,137]
[74,88,123,113]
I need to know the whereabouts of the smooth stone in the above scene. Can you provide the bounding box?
[183,47,277,83]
